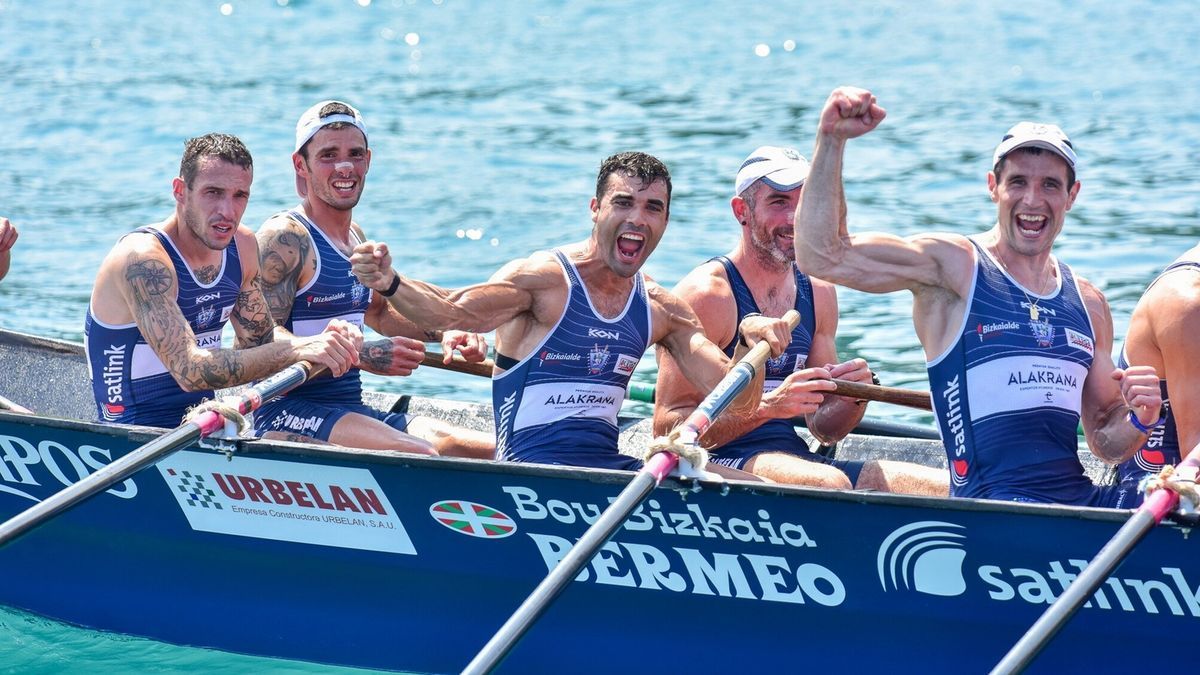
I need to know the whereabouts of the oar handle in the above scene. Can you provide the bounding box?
[830,379,932,411]
[420,350,494,378]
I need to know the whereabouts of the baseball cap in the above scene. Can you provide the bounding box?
[735,146,810,196]
[294,100,368,153]
[992,121,1076,169]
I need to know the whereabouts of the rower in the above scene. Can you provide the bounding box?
[85,133,361,428]
[654,146,947,494]
[794,87,1162,506]
[1112,243,1200,506]
[350,152,793,474]
[252,101,493,457]
[0,217,16,282]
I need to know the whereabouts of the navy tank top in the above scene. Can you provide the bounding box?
[85,226,242,427]
[709,256,816,458]
[927,239,1097,504]
[278,207,372,404]
[492,250,652,468]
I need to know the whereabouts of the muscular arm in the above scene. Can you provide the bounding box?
[352,241,550,334]
[229,230,277,349]
[1126,267,1200,456]
[255,214,312,326]
[1078,279,1163,462]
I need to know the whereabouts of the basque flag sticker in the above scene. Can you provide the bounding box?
[430,500,517,538]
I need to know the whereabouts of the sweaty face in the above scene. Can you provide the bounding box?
[590,173,669,278]
[743,183,801,269]
[178,157,252,251]
[988,150,1079,258]
[297,126,370,211]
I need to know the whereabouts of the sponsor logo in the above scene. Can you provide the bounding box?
[306,292,347,307]
[159,452,415,554]
[1029,318,1055,347]
[1007,369,1077,388]
[195,292,222,305]
[765,353,790,373]
[219,305,233,323]
[268,409,325,436]
[976,320,1020,341]
[195,333,222,350]
[0,434,137,503]
[588,344,611,375]
[543,391,618,407]
[507,486,842,607]
[613,353,639,377]
[1064,328,1094,356]
[100,345,126,421]
[430,500,516,538]
[350,280,367,306]
[940,376,968,489]
[878,522,1200,618]
[495,392,516,454]
[877,521,967,596]
[588,328,620,341]
[196,305,217,328]
[537,350,582,367]
[1019,302,1056,318]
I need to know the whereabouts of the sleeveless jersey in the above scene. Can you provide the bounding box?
[278,207,373,404]
[85,226,242,427]
[927,240,1098,504]
[1114,260,1197,485]
[710,256,816,458]
[493,250,652,468]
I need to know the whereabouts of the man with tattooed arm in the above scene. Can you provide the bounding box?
[85,133,361,428]
[252,101,493,457]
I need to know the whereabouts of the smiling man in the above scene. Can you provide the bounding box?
[253,101,494,458]
[655,146,946,494]
[793,87,1162,506]
[350,151,795,472]
[85,133,361,428]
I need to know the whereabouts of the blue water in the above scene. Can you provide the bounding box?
[0,0,1198,671]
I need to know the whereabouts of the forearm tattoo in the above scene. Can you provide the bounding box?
[232,274,276,348]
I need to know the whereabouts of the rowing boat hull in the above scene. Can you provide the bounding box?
[0,409,1196,673]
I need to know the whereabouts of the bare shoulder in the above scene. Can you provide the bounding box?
[673,260,729,304]
[257,211,307,239]
[490,250,564,289]
[349,221,367,242]
[1073,273,1113,320]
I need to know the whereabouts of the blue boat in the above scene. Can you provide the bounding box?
[0,329,1195,673]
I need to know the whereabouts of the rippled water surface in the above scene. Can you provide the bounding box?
[1,0,1198,671]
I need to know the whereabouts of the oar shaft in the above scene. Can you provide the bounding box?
[420,350,494,378]
[463,462,664,675]
[830,379,932,410]
[0,361,314,549]
[464,312,797,673]
[990,453,1198,674]
[0,423,202,544]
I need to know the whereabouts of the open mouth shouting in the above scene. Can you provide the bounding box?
[616,232,645,263]
[1015,213,1048,238]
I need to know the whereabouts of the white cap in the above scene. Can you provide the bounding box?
[735,145,810,196]
[992,121,1076,169]
[294,100,367,153]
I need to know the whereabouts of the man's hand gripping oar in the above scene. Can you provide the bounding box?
[462,310,799,674]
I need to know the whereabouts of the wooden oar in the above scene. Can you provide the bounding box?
[462,310,801,674]
[990,451,1200,674]
[0,361,322,549]
[419,350,494,378]
[829,378,932,410]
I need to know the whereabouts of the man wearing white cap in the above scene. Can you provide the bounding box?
[795,86,1163,506]
[254,101,494,457]
[654,146,947,494]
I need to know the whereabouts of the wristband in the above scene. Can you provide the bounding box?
[379,273,401,298]
[1128,409,1167,434]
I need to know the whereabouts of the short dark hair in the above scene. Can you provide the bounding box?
[180,133,253,187]
[297,101,367,158]
[595,152,672,209]
[993,147,1076,187]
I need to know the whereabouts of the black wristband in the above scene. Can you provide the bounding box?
[380,273,401,298]
[737,312,762,348]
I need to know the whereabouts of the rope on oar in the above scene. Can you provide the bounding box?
[643,428,708,471]
[990,451,1200,674]
[184,397,251,435]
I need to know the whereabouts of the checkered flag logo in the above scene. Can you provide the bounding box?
[167,468,223,510]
